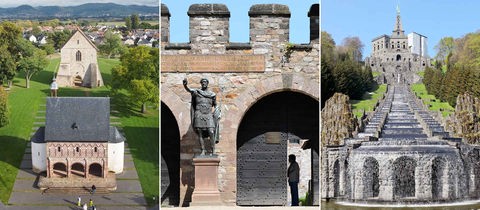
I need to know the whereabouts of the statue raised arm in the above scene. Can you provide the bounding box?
[183,78,220,156]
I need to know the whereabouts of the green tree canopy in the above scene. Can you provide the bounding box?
[18,46,48,88]
[111,46,159,113]
[99,31,126,59]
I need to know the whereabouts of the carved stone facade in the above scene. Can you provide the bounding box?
[365,7,430,85]
[161,3,319,206]
[47,142,108,178]
[33,97,125,191]
[56,29,103,88]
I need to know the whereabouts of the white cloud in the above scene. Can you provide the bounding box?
[0,0,158,8]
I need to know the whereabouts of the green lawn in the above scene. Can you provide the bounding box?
[0,56,158,206]
[411,83,454,117]
[417,71,425,78]
[350,84,388,118]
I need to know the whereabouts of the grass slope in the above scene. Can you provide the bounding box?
[0,56,159,206]
[350,84,388,118]
[411,83,454,117]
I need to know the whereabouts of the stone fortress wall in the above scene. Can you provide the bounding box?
[161,3,319,206]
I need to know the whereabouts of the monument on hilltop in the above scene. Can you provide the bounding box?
[365,6,430,85]
[56,29,104,88]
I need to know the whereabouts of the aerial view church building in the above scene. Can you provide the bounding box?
[31,97,125,191]
[366,6,430,84]
[56,29,104,88]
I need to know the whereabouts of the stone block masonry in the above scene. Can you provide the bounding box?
[161,3,319,206]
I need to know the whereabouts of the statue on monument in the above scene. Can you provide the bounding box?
[183,78,221,156]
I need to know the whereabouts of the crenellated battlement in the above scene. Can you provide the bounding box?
[161,3,319,72]
[161,3,319,47]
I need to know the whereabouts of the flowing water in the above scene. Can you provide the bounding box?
[322,201,480,210]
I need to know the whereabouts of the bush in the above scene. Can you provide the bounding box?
[0,87,9,127]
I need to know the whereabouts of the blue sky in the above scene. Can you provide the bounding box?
[162,0,318,44]
[322,0,480,59]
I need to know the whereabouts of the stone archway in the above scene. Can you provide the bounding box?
[161,102,180,206]
[53,162,67,178]
[89,163,103,177]
[236,91,319,206]
[71,162,85,178]
[363,157,379,198]
[431,157,447,200]
[333,159,340,197]
[393,156,416,198]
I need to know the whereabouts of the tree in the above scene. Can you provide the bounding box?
[18,47,48,88]
[125,17,132,30]
[99,31,126,59]
[111,46,159,113]
[50,30,72,50]
[40,43,55,55]
[434,37,454,64]
[0,45,16,86]
[0,22,26,87]
[341,36,364,62]
[131,14,140,30]
[0,86,9,127]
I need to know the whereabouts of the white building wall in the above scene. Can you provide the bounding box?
[108,141,124,174]
[408,33,421,55]
[31,142,47,173]
[421,36,428,57]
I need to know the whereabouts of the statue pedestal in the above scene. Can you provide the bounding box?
[190,156,222,206]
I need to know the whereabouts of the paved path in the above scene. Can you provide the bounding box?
[162,207,317,210]
[6,106,149,209]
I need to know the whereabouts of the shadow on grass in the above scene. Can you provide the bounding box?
[0,136,27,198]
[123,126,159,206]
[31,69,56,85]
[350,83,380,106]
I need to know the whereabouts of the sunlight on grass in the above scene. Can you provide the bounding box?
[350,84,387,118]
[0,56,158,206]
[411,83,454,117]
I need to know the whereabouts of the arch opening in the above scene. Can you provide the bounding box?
[363,157,379,198]
[393,156,416,198]
[53,162,67,178]
[89,163,103,177]
[71,162,85,178]
[161,102,180,206]
[432,157,446,200]
[236,91,319,206]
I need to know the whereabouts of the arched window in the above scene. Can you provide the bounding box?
[76,50,82,61]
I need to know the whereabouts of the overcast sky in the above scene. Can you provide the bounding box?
[0,0,157,7]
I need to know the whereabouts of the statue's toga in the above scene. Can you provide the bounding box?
[183,78,221,156]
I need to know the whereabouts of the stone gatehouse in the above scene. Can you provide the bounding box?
[161,3,319,206]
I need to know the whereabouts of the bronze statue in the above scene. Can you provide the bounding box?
[183,78,221,156]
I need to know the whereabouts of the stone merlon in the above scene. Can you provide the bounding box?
[308,4,319,17]
[161,3,170,17]
[248,4,290,17]
[188,4,230,17]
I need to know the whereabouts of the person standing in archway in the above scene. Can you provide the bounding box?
[288,154,300,206]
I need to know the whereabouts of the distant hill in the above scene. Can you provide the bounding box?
[0,3,158,19]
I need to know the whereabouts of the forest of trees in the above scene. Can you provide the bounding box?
[321,31,375,108]
[425,32,480,107]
